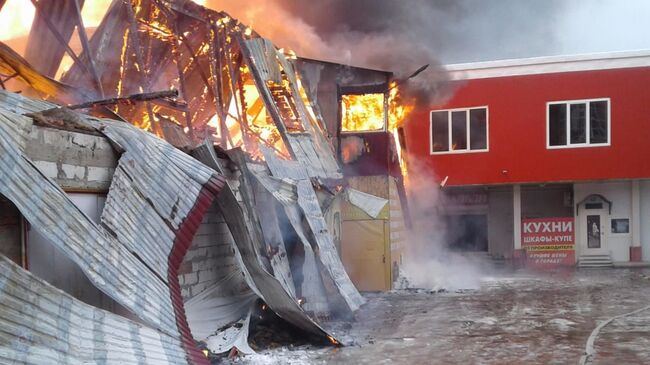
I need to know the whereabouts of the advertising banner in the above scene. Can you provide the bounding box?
[522,217,575,268]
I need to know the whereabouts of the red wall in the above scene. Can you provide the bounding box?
[404,67,650,186]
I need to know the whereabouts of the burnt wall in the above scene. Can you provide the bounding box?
[25,126,117,192]
[179,202,241,301]
[296,58,391,152]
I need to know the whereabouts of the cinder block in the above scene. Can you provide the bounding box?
[183,272,198,285]
[192,259,214,272]
[198,269,218,283]
[178,261,193,274]
[184,247,208,261]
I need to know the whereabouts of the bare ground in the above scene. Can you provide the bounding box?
[232,267,650,364]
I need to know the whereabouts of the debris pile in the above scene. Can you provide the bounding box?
[0,0,376,363]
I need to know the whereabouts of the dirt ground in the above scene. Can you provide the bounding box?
[233,267,650,364]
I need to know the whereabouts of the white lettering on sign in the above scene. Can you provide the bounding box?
[523,235,574,243]
[523,221,572,233]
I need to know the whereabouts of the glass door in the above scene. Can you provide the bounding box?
[586,214,601,248]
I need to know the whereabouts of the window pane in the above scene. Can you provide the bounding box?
[590,101,608,144]
[431,111,449,151]
[570,103,586,144]
[451,111,467,150]
[549,104,567,146]
[469,108,487,150]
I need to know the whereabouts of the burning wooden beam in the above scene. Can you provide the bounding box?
[66,89,179,110]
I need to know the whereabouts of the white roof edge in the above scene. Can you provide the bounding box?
[444,49,650,80]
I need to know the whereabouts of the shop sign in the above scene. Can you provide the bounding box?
[521,217,575,268]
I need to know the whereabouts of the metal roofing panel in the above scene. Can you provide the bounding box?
[243,38,282,84]
[0,255,188,365]
[194,147,332,338]
[0,92,226,364]
[0,114,178,335]
[260,148,365,312]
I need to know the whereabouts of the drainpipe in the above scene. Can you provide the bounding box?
[513,184,524,265]
[631,180,642,262]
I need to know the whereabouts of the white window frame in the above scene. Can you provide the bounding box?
[429,106,489,155]
[546,98,611,149]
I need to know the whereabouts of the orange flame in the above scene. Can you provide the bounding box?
[387,82,415,178]
[0,0,35,42]
[0,0,112,45]
[341,93,385,132]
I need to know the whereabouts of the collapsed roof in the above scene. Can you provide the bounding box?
[0,0,373,363]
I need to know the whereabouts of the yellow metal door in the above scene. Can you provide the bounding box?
[341,220,389,291]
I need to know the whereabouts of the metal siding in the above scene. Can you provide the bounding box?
[0,255,188,365]
[0,91,225,363]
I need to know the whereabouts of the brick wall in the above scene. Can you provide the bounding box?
[179,202,238,300]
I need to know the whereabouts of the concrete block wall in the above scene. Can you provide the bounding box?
[179,203,238,301]
[26,126,117,192]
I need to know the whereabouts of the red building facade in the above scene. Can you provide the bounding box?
[404,51,650,266]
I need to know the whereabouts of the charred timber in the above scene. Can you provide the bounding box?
[66,90,180,110]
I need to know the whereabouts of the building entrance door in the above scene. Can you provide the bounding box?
[586,215,601,248]
[581,210,607,252]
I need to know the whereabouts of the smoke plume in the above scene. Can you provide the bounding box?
[204,0,565,105]
[397,158,488,291]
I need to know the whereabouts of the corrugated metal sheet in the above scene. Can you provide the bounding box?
[0,111,177,335]
[261,147,365,312]
[244,38,282,84]
[192,145,333,337]
[0,255,188,364]
[0,91,226,364]
[241,39,342,180]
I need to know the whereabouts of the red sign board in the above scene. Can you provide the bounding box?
[521,217,575,268]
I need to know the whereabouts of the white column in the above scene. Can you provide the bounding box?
[513,184,522,250]
[632,180,641,247]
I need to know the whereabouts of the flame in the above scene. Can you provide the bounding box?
[340,83,413,176]
[139,20,173,41]
[115,28,130,97]
[55,54,75,80]
[81,0,113,28]
[387,82,415,178]
[0,0,34,42]
[387,82,414,131]
[327,335,340,346]
[341,93,385,132]
[0,0,111,44]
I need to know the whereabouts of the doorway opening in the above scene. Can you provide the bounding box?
[444,214,488,252]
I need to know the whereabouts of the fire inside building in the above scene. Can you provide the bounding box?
[0,0,412,362]
[404,50,650,268]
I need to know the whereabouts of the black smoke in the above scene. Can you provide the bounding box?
[205,0,566,104]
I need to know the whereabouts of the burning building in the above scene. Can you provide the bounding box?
[0,0,412,362]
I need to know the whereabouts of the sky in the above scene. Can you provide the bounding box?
[555,0,650,58]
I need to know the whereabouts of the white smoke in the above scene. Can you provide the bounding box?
[396,157,486,291]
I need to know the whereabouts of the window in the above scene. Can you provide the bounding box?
[611,218,630,234]
[430,107,488,153]
[547,99,609,148]
[341,93,385,132]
